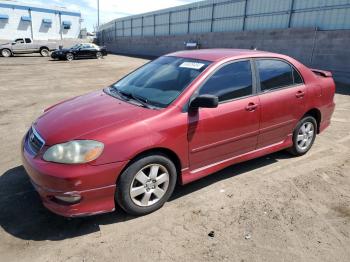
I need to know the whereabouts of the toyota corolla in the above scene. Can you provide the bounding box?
[22,49,335,217]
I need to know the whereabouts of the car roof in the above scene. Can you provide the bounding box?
[167,48,274,62]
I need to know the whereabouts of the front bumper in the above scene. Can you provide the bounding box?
[21,136,128,217]
[51,52,65,59]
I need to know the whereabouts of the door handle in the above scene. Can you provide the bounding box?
[295,90,305,98]
[245,102,258,112]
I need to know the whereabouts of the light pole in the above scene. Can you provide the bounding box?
[97,0,100,29]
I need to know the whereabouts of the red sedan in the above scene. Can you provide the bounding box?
[22,49,335,217]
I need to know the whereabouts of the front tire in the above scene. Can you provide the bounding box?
[66,53,74,61]
[116,154,177,216]
[287,116,317,156]
[1,49,12,57]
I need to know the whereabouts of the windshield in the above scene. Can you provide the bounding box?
[71,44,82,49]
[111,56,211,108]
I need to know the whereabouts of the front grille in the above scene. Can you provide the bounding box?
[27,127,45,155]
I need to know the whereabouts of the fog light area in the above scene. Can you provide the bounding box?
[52,194,82,205]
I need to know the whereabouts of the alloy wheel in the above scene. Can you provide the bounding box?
[66,53,74,61]
[1,49,11,57]
[41,49,49,57]
[297,121,315,151]
[129,164,170,207]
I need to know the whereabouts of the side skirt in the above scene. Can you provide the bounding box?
[181,135,293,185]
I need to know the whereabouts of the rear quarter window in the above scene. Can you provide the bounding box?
[293,68,304,84]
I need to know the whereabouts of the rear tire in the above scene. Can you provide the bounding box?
[116,154,177,216]
[40,48,50,57]
[66,53,74,61]
[287,116,317,156]
[1,49,12,57]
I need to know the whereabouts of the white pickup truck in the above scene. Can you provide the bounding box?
[0,38,58,57]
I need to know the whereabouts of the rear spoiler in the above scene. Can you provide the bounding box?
[311,68,333,77]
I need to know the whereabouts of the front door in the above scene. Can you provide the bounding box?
[188,60,260,170]
[11,38,26,53]
[77,44,91,58]
[255,58,307,148]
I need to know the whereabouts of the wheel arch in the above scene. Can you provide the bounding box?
[116,147,183,186]
[303,108,321,133]
[1,48,12,56]
[39,46,49,50]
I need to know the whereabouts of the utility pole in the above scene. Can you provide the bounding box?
[97,0,100,29]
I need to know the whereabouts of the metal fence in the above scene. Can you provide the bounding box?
[98,0,350,42]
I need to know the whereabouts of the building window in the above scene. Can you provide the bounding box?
[42,19,52,27]
[21,16,31,22]
[62,21,72,30]
[0,14,9,20]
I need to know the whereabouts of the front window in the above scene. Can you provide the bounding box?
[198,60,253,102]
[14,39,24,44]
[111,56,211,108]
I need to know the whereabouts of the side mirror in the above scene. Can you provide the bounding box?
[11,42,16,45]
[190,95,219,109]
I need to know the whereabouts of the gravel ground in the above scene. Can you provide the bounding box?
[0,54,349,262]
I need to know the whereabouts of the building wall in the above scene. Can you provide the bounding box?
[102,28,350,82]
[60,14,81,39]
[30,11,60,40]
[0,1,81,40]
[0,6,31,39]
[98,0,350,82]
[99,0,350,36]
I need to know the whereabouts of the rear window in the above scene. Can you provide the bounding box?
[257,59,294,92]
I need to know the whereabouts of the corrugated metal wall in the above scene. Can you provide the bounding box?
[98,0,350,41]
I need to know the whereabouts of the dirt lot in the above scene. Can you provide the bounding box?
[0,54,349,262]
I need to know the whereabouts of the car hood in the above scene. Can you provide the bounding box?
[34,90,155,145]
[54,48,71,52]
[0,42,10,47]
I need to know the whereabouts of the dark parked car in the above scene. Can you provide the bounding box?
[51,43,107,61]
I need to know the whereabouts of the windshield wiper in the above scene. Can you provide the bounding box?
[112,87,154,109]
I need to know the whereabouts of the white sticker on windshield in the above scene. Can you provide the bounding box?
[179,62,205,70]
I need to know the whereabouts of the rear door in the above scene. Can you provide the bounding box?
[255,58,306,148]
[188,60,260,170]
[86,44,97,57]
[24,38,36,53]
[78,44,93,58]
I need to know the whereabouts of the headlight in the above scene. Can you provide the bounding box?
[43,140,104,164]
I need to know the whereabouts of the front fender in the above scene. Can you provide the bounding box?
[87,109,189,170]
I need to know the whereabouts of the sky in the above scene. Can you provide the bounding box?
[22,0,202,32]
